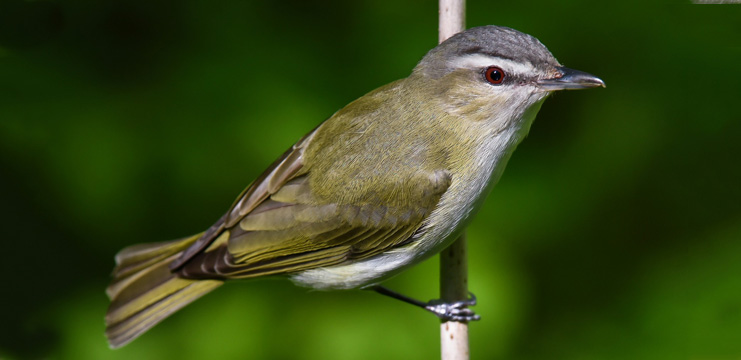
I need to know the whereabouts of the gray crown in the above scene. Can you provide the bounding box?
[418,25,560,78]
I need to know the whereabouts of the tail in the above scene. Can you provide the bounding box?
[105,233,223,348]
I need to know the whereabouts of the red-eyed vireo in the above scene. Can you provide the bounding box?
[105,25,604,348]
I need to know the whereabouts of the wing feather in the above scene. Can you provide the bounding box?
[171,125,453,281]
[169,128,318,270]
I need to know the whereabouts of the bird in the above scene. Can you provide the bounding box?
[105,25,604,348]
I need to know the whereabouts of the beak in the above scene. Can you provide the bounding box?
[537,66,605,91]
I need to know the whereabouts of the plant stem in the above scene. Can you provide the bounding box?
[440,232,470,360]
[439,1,467,358]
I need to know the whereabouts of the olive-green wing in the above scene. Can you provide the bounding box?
[169,128,316,271]
[176,168,451,280]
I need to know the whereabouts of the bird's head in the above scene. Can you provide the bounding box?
[412,25,604,125]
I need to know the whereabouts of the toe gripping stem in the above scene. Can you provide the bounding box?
[371,286,481,322]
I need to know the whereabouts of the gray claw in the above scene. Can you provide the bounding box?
[424,292,481,322]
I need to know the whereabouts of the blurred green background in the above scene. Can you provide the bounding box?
[1,0,740,359]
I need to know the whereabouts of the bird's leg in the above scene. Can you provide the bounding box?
[370,286,481,322]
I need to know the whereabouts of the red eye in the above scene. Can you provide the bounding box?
[485,66,505,85]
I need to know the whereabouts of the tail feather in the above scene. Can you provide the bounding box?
[111,235,200,284]
[107,235,200,299]
[105,234,223,348]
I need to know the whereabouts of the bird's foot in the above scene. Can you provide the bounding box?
[424,292,481,322]
[370,286,481,322]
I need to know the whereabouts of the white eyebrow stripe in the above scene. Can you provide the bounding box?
[448,53,536,75]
